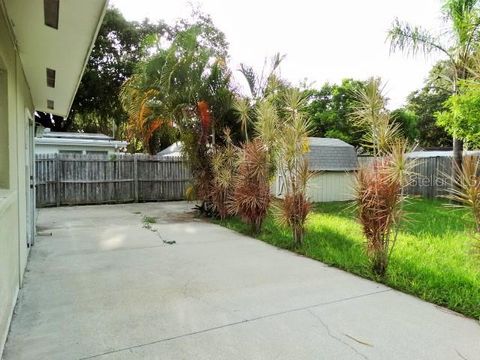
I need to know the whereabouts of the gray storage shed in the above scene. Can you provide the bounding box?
[275,137,358,202]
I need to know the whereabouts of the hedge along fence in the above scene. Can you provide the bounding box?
[357,156,453,199]
[35,154,192,207]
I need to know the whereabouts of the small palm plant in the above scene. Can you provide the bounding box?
[210,129,239,220]
[273,89,313,247]
[352,78,414,277]
[228,139,271,233]
[448,155,480,257]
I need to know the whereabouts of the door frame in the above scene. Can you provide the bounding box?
[25,109,35,247]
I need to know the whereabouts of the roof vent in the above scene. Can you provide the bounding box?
[46,68,56,88]
[44,0,59,29]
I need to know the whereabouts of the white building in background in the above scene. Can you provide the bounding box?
[35,129,127,155]
[157,141,183,158]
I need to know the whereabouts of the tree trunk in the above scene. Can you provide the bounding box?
[453,137,463,183]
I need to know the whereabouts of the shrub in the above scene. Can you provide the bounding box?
[448,155,480,258]
[355,158,402,276]
[210,130,239,219]
[274,191,311,247]
[352,78,413,277]
[273,89,313,247]
[229,139,271,233]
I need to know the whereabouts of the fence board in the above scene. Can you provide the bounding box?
[35,154,191,207]
[358,155,454,199]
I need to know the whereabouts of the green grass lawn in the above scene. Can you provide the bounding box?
[215,198,480,319]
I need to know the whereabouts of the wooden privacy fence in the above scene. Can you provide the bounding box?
[35,154,192,207]
[358,156,453,198]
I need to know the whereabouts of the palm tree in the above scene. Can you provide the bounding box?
[238,52,286,101]
[388,0,480,172]
[120,25,233,153]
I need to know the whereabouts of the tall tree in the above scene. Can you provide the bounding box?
[404,87,452,148]
[304,79,368,148]
[388,0,480,171]
[390,108,419,144]
[120,14,235,154]
[437,80,480,147]
[69,7,167,134]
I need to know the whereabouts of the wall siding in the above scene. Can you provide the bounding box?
[274,171,356,202]
[0,9,34,356]
[307,172,356,202]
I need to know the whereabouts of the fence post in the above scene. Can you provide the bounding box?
[133,155,139,202]
[55,154,60,207]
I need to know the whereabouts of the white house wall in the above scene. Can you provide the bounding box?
[35,143,120,155]
[0,8,34,355]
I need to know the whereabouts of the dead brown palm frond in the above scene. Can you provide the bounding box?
[228,139,271,233]
[273,193,311,246]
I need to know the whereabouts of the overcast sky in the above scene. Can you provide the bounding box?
[111,0,446,108]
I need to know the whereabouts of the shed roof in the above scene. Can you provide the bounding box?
[306,137,358,171]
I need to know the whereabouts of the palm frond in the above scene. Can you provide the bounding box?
[388,18,451,59]
[255,100,280,153]
[238,64,258,98]
[233,97,252,141]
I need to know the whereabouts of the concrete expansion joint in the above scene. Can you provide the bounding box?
[78,289,391,360]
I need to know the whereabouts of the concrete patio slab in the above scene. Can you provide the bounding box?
[3,202,479,359]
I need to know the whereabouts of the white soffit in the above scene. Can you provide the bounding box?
[4,0,108,117]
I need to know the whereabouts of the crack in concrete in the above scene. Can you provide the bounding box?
[79,288,390,359]
[455,349,469,360]
[308,309,369,360]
